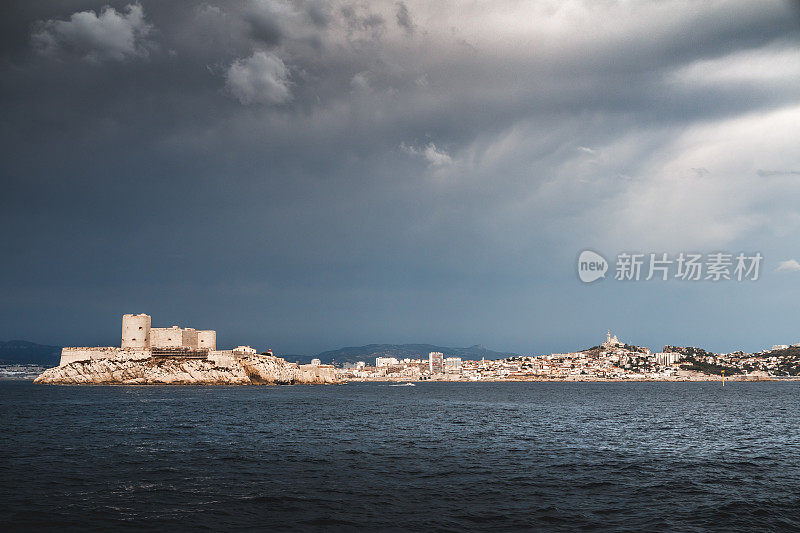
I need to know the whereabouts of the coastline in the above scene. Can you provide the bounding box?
[34,355,338,386]
[342,374,790,383]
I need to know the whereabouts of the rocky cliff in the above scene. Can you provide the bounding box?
[34,355,337,385]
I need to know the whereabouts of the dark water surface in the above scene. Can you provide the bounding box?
[2,380,800,531]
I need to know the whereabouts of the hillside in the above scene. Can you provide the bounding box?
[0,340,62,365]
[308,344,521,365]
[755,345,800,358]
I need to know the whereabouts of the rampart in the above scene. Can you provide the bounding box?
[60,347,151,366]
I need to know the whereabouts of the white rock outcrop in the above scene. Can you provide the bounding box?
[34,355,337,385]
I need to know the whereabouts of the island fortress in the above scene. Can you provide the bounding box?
[60,313,256,368]
[38,313,336,385]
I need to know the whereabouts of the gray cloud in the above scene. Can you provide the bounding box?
[341,4,385,35]
[400,142,452,167]
[757,169,800,177]
[306,1,332,27]
[245,1,290,47]
[225,50,292,104]
[396,2,415,34]
[31,3,153,62]
[1,0,800,355]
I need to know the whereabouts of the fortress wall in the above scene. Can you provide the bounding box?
[150,327,183,348]
[121,314,151,349]
[208,350,236,369]
[181,328,198,349]
[298,363,337,383]
[197,330,216,351]
[60,347,151,366]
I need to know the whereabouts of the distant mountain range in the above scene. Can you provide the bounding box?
[0,340,519,367]
[0,341,61,365]
[284,344,522,365]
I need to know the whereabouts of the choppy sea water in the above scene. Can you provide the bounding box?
[2,380,800,531]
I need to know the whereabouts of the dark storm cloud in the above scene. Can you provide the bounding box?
[305,0,331,28]
[244,1,287,46]
[1,1,799,355]
[395,2,414,34]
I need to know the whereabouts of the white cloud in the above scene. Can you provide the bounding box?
[401,142,453,167]
[32,3,153,63]
[776,259,800,272]
[350,71,371,92]
[423,143,453,166]
[758,169,800,177]
[671,45,800,86]
[226,51,292,105]
[602,104,800,250]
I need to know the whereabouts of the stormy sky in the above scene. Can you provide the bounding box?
[1,1,799,355]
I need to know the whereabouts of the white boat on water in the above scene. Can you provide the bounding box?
[389,382,415,387]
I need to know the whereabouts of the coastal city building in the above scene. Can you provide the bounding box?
[444,357,462,374]
[429,352,443,373]
[654,352,682,366]
[320,330,800,383]
[335,332,797,382]
[604,331,621,347]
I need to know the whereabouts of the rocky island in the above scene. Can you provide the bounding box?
[34,313,336,385]
[35,353,335,385]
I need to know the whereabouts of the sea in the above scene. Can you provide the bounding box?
[2,380,800,531]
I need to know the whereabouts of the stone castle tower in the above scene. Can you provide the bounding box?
[121,313,151,349]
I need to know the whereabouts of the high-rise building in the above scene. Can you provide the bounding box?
[429,352,444,373]
[444,357,462,373]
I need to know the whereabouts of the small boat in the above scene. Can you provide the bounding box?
[389,382,415,387]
